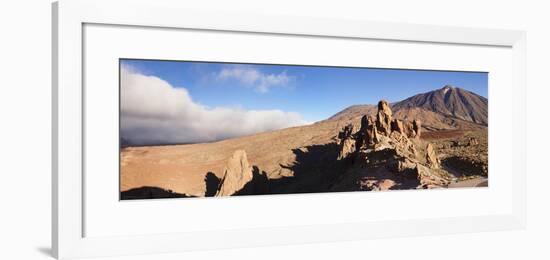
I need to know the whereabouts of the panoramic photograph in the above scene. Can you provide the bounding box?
[119,59,488,200]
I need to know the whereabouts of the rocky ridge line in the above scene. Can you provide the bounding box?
[337,100,450,190]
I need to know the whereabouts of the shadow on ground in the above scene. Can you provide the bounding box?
[267,142,348,194]
[120,186,192,200]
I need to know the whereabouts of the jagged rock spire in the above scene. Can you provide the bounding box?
[376,100,393,136]
[337,124,356,160]
[216,150,254,196]
[412,119,421,139]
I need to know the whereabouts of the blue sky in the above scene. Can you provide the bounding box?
[121,59,488,123]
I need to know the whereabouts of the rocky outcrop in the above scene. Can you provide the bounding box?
[402,121,415,138]
[415,164,449,188]
[390,131,417,157]
[391,118,421,139]
[376,100,393,136]
[340,100,422,156]
[399,119,421,139]
[337,124,354,144]
[412,120,421,139]
[391,119,404,135]
[213,150,270,196]
[365,116,380,149]
[216,150,254,196]
[338,138,356,160]
[335,99,449,190]
[355,115,369,150]
[354,115,379,151]
[337,124,356,160]
[425,143,440,169]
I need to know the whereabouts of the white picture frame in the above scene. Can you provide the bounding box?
[52,0,526,259]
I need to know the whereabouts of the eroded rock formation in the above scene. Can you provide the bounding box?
[216,150,254,196]
[391,119,404,135]
[376,100,393,136]
[415,163,448,188]
[365,116,380,149]
[337,124,356,160]
[335,99,449,190]
[337,124,354,144]
[213,150,270,197]
[412,120,421,139]
[426,143,440,169]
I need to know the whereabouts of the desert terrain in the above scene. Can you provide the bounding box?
[120,85,488,199]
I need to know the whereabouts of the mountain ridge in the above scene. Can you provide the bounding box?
[392,85,488,125]
[328,85,488,130]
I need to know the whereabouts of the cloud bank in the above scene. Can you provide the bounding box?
[216,66,291,93]
[121,66,308,145]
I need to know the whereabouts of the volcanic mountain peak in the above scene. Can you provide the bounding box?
[392,85,488,125]
[441,85,454,93]
[329,85,488,129]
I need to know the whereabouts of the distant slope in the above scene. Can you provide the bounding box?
[392,85,488,125]
[329,85,488,130]
[328,105,377,121]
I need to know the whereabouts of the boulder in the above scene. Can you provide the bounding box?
[216,150,254,196]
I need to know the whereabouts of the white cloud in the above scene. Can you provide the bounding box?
[216,66,291,93]
[121,65,308,145]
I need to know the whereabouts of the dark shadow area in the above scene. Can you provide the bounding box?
[266,142,348,194]
[204,172,221,197]
[355,148,421,191]
[442,156,487,177]
[233,166,270,196]
[362,148,398,167]
[120,186,192,200]
[204,143,347,197]
[388,172,422,190]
